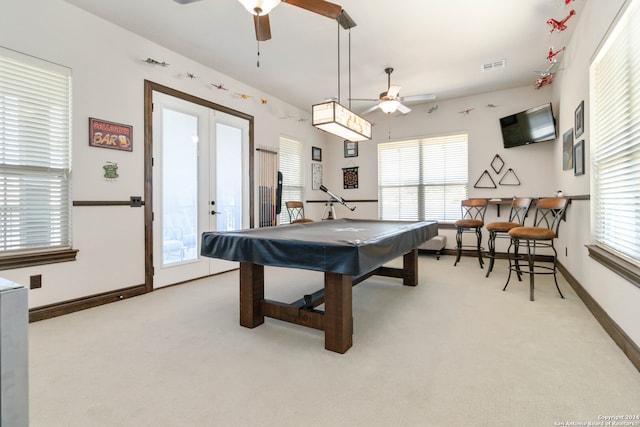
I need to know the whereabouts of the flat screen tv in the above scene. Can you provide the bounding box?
[499,103,557,148]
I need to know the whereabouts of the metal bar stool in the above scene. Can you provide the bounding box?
[485,197,533,277]
[503,197,569,301]
[285,201,313,224]
[454,198,488,268]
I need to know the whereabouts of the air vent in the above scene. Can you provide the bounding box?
[482,59,506,72]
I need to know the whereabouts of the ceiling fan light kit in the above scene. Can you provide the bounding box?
[312,101,372,142]
[351,67,435,115]
[238,0,281,15]
[379,99,400,114]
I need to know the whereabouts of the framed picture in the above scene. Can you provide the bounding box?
[575,100,584,138]
[574,140,585,176]
[562,129,574,170]
[89,117,133,151]
[344,140,358,158]
[312,163,322,189]
[312,146,322,162]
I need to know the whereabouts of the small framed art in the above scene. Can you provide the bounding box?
[575,101,584,138]
[574,140,585,176]
[312,146,322,162]
[344,140,358,158]
[562,129,574,170]
[312,163,322,189]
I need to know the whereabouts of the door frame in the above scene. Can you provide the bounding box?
[143,80,255,292]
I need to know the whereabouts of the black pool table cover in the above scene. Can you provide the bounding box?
[201,218,438,276]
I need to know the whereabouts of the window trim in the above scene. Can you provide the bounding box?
[0,249,78,271]
[587,245,640,289]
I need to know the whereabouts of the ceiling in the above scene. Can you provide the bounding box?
[62,0,582,115]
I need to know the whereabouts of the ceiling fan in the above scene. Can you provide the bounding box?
[352,68,436,115]
[174,0,350,41]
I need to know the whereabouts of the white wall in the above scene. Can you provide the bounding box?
[551,0,640,348]
[0,0,328,307]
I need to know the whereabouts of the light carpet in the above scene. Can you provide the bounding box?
[28,256,640,427]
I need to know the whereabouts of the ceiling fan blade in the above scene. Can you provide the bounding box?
[387,85,401,99]
[399,94,437,103]
[173,0,204,4]
[253,14,272,41]
[397,103,412,114]
[349,98,379,102]
[282,0,342,19]
[361,104,380,115]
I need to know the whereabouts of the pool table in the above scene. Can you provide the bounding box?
[201,218,438,353]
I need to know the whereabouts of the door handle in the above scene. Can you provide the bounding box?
[211,210,220,215]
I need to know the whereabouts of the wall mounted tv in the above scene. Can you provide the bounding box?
[499,103,557,148]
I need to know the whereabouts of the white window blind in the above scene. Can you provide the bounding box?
[0,48,72,255]
[278,136,304,224]
[378,134,468,221]
[591,0,640,265]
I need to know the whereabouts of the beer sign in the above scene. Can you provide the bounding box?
[89,118,133,152]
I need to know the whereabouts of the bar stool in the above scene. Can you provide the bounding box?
[454,198,488,268]
[503,197,569,301]
[484,197,533,277]
[285,201,313,224]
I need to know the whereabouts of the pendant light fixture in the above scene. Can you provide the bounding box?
[312,101,371,141]
[312,17,371,142]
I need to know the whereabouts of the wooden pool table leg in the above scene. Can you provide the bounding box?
[324,272,353,354]
[403,249,419,286]
[239,262,264,328]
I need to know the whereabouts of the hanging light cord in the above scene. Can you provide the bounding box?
[255,7,263,68]
[256,37,261,68]
[348,28,352,110]
[336,23,354,108]
[337,22,340,104]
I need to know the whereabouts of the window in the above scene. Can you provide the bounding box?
[590,0,640,271]
[278,136,304,224]
[0,48,73,266]
[378,133,468,222]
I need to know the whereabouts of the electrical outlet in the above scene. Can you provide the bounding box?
[30,274,42,289]
[130,196,142,207]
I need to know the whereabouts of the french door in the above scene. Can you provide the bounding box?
[151,92,249,288]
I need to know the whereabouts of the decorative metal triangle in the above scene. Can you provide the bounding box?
[499,168,521,186]
[474,169,497,188]
[491,154,505,174]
